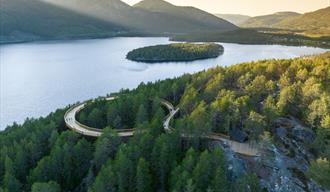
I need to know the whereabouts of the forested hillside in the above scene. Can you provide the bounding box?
[171,29,330,48]
[1,52,329,191]
[0,0,237,44]
[241,12,301,28]
[274,6,330,36]
[134,0,236,31]
[0,0,126,43]
[173,6,330,48]
[241,7,330,36]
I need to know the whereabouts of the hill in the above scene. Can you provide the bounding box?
[215,14,251,25]
[241,7,330,36]
[0,0,237,43]
[274,6,330,36]
[241,11,301,28]
[0,0,127,43]
[134,0,237,32]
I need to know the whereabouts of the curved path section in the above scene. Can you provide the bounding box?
[65,97,258,156]
[161,99,180,132]
[64,97,178,137]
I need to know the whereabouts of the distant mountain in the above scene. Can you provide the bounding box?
[241,12,301,28]
[241,7,330,36]
[0,0,127,43]
[133,0,237,32]
[0,0,238,43]
[215,14,251,25]
[274,7,330,36]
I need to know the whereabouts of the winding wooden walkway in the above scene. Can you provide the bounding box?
[64,97,258,156]
[64,97,179,137]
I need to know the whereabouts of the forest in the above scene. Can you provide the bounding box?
[126,43,223,62]
[171,29,330,49]
[1,52,329,191]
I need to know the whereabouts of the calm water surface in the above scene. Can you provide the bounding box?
[0,37,327,130]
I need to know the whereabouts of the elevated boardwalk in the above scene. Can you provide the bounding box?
[207,134,258,156]
[64,97,258,156]
[64,97,178,137]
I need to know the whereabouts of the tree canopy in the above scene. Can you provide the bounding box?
[126,43,223,62]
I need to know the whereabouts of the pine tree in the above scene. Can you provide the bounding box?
[136,104,148,126]
[185,179,195,192]
[113,115,123,129]
[180,85,198,115]
[91,161,117,192]
[262,95,279,125]
[93,128,120,171]
[211,167,227,192]
[244,111,266,141]
[136,158,152,192]
[192,151,212,191]
[3,156,21,192]
[115,150,134,192]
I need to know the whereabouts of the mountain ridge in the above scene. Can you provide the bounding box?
[0,0,237,43]
[215,14,251,25]
[241,11,301,28]
[133,0,237,31]
[241,7,330,36]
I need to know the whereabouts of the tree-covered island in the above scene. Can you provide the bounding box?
[126,43,224,62]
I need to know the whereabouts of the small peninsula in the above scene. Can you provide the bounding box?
[126,43,224,62]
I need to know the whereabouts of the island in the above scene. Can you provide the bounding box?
[126,43,224,62]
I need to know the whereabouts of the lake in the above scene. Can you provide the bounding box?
[0,37,327,130]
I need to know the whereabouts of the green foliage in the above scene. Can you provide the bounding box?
[321,115,330,129]
[151,133,181,190]
[90,161,116,192]
[0,108,66,191]
[244,111,267,141]
[78,77,190,129]
[263,96,279,125]
[127,43,223,62]
[181,101,212,147]
[136,104,148,126]
[307,158,330,190]
[171,29,330,49]
[277,83,302,116]
[31,181,60,192]
[210,90,239,134]
[28,131,93,191]
[136,158,152,192]
[3,156,21,192]
[180,85,199,115]
[233,174,262,192]
[92,128,121,171]
[170,148,228,192]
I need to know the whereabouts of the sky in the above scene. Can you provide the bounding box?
[122,0,330,16]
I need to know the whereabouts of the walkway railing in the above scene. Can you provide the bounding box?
[64,97,259,156]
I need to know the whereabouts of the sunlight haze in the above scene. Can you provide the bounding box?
[123,0,329,16]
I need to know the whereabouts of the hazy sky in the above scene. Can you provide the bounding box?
[123,0,329,16]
